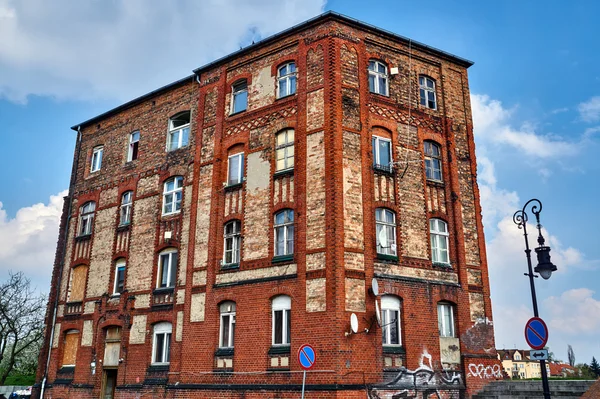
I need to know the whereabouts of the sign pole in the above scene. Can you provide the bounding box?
[301,369,306,399]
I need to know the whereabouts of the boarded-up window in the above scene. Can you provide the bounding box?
[69,265,88,302]
[104,327,121,367]
[62,330,80,366]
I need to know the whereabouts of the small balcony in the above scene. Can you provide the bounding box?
[65,301,83,315]
[152,288,174,307]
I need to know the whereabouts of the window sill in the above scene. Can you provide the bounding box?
[215,348,234,357]
[153,287,175,294]
[161,211,182,219]
[268,345,291,355]
[221,263,239,271]
[272,255,294,264]
[75,233,92,242]
[147,364,170,373]
[426,179,445,187]
[116,223,131,232]
[224,182,243,192]
[276,93,296,102]
[432,262,452,270]
[369,91,389,98]
[376,254,398,262]
[229,109,247,117]
[57,366,75,374]
[373,165,395,176]
[383,345,405,354]
[166,145,189,153]
[273,168,294,178]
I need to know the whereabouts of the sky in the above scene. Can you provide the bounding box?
[0,0,599,365]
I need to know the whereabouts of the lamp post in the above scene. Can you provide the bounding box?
[513,199,557,399]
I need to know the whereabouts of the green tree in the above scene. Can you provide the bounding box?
[576,363,596,379]
[590,357,600,378]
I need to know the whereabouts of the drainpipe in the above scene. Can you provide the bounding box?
[40,126,83,398]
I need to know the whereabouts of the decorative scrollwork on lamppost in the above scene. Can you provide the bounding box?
[513,198,557,399]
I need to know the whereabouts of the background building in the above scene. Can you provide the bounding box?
[34,12,500,399]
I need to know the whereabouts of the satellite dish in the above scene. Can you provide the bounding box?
[350,313,359,334]
[371,278,379,297]
[378,229,387,248]
[375,299,382,327]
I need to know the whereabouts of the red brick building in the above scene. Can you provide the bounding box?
[34,12,500,399]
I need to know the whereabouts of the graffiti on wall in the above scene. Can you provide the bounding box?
[467,363,502,379]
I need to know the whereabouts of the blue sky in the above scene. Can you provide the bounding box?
[1,0,599,364]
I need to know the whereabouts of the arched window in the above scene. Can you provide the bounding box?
[79,201,96,236]
[419,76,437,109]
[430,219,449,265]
[119,191,133,225]
[274,209,294,256]
[376,208,397,257]
[167,111,190,151]
[157,249,178,289]
[162,176,183,215]
[113,259,126,295]
[368,60,388,96]
[62,329,80,367]
[223,220,241,266]
[127,131,140,162]
[91,146,103,173]
[381,296,401,346]
[437,302,455,338]
[231,79,248,114]
[219,302,236,348]
[152,322,172,364]
[272,296,291,346]
[424,141,442,181]
[277,62,297,98]
[275,129,294,172]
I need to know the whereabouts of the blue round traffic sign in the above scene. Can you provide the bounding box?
[298,344,316,370]
[524,317,548,350]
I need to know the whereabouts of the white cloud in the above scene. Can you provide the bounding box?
[0,0,326,103]
[578,96,600,122]
[0,190,67,292]
[545,288,600,335]
[471,94,578,158]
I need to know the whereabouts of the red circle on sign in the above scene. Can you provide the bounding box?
[524,317,549,350]
[297,344,316,370]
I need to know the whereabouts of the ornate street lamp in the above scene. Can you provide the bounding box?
[513,198,557,399]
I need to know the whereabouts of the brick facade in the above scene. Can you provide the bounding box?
[34,12,500,399]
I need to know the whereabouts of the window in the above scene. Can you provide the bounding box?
[437,302,455,338]
[227,152,244,186]
[157,249,178,289]
[376,208,397,257]
[79,201,96,236]
[127,131,140,162]
[91,146,103,172]
[272,296,291,346]
[167,111,190,151]
[152,322,172,364]
[372,136,393,172]
[223,220,241,266]
[275,129,294,172]
[104,327,121,367]
[419,76,437,109]
[62,330,80,367]
[162,176,183,215]
[424,141,442,181]
[381,296,401,346]
[219,302,236,348]
[119,191,133,225]
[368,60,388,96]
[68,265,88,302]
[430,219,450,265]
[231,80,248,114]
[113,259,126,295]
[274,209,294,256]
[277,62,296,98]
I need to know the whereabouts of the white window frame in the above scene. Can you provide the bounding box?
[167,111,190,151]
[274,209,294,256]
[227,152,244,186]
[430,218,450,265]
[231,80,248,114]
[272,295,291,346]
[119,191,133,225]
[127,131,140,162]
[277,62,297,98]
[152,322,172,365]
[424,141,443,182]
[275,129,294,172]
[79,201,96,236]
[376,208,397,256]
[381,295,401,346]
[419,76,437,110]
[157,249,178,289]
[223,220,241,266]
[162,176,183,216]
[368,60,389,96]
[219,302,236,348]
[91,146,103,173]
[372,136,393,172]
[113,260,126,295]
[437,302,455,338]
